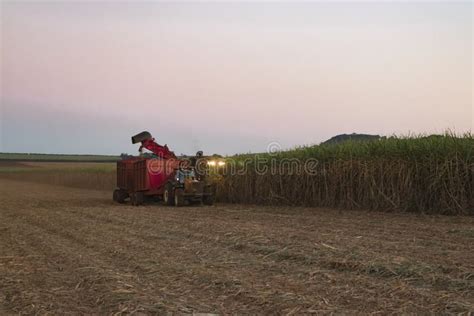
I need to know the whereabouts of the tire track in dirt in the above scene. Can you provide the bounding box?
[3,202,471,314]
[1,205,338,314]
[0,209,198,313]
[57,202,473,294]
[1,179,473,313]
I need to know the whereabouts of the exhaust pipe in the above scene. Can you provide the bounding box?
[131,131,152,144]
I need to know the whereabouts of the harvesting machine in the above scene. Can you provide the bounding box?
[113,131,214,206]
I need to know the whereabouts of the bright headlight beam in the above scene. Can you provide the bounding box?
[217,161,225,166]
[207,160,216,166]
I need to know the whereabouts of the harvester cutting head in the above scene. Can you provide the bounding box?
[131,131,152,144]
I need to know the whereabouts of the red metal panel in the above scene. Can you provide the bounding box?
[147,159,179,191]
[117,158,147,192]
[133,159,148,191]
[117,157,182,193]
[116,161,128,189]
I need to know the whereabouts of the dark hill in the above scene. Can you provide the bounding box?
[321,133,381,145]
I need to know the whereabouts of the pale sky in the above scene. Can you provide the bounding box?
[1,2,472,155]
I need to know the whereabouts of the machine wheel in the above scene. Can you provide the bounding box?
[203,194,214,206]
[130,192,144,206]
[163,183,174,206]
[113,189,127,204]
[174,188,185,207]
[135,192,144,206]
[130,193,136,205]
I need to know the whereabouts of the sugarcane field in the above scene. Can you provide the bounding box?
[1,2,473,315]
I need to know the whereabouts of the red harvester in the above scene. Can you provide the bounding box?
[113,131,214,206]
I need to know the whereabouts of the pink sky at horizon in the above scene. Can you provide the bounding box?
[1,2,472,155]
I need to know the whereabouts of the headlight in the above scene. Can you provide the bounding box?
[207,160,216,166]
[217,161,225,166]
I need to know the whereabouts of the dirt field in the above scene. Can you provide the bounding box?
[0,178,473,314]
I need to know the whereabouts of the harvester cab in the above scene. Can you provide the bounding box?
[176,169,197,182]
[113,131,214,207]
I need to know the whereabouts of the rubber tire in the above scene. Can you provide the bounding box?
[130,193,137,206]
[174,188,185,207]
[113,189,126,204]
[135,192,144,206]
[163,183,174,206]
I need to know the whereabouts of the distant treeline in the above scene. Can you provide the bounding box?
[0,152,120,162]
